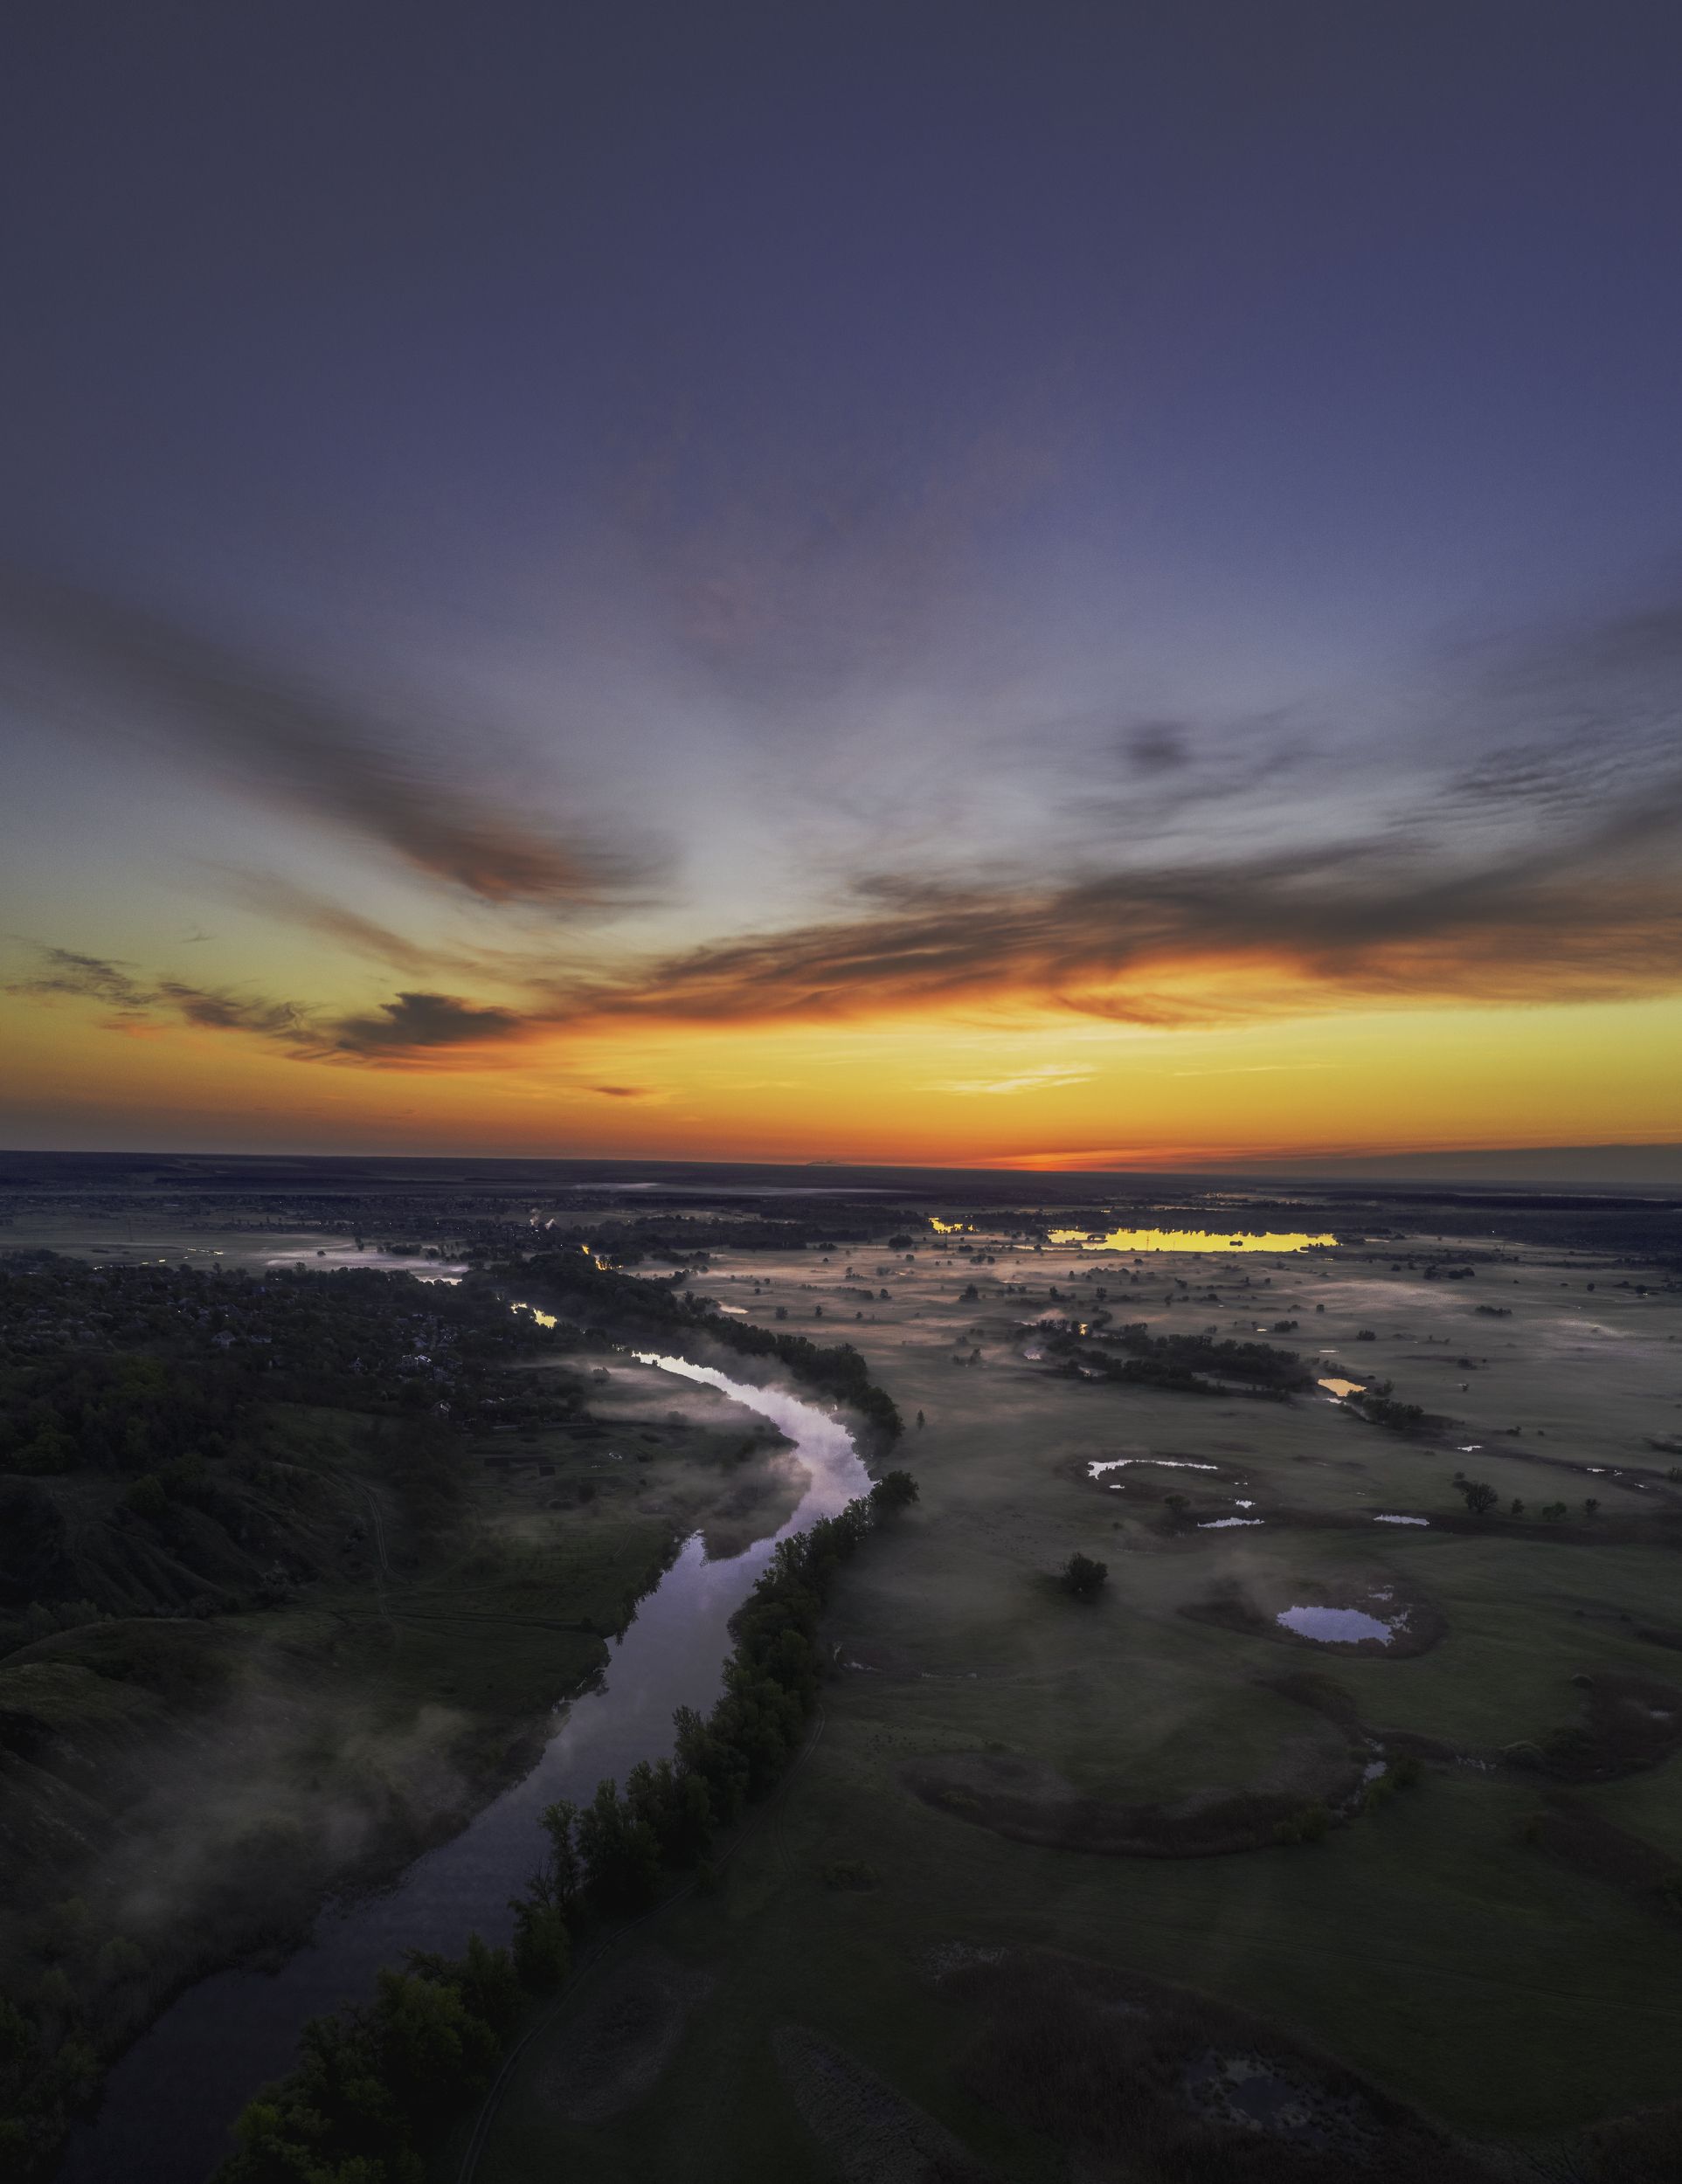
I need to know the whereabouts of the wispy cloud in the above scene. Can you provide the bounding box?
[0,568,662,910]
[8,591,1682,1068]
[928,1066,1095,1095]
[8,947,310,1045]
[6,948,535,1067]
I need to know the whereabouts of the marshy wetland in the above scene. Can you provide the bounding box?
[3,1155,1681,2181]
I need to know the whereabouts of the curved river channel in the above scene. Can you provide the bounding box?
[57,1353,870,2184]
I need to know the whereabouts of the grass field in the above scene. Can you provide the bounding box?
[469,1226,1682,2180]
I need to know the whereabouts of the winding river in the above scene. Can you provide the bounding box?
[56,1352,870,2184]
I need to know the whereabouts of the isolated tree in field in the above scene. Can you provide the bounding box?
[869,1469,919,1516]
[1457,1479,1499,1517]
[1583,1496,1600,1517]
[1062,1552,1108,1600]
[1509,1497,1525,1517]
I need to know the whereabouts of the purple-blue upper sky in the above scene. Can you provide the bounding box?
[2,3,1680,1161]
[10,3,1682,674]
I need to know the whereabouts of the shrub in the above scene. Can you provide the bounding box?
[820,1860,880,1890]
[1273,1802,1332,1845]
[122,1474,168,1520]
[1061,1552,1108,1600]
[869,1469,919,1516]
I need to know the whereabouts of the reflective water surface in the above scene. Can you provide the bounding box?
[1276,1605,1398,1645]
[1048,1228,1337,1254]
[57,1354,869,2184]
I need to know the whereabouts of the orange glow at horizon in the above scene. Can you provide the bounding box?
[3,979,1678,1166]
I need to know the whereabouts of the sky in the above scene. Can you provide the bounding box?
[2,0,1680,1171]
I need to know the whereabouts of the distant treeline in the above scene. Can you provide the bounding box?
[213,1471,919,2184]
[0,1255,571,1482]
[1043,1321,1312,1399]
[503,1252,904,1444]
[519,1211,931,1261]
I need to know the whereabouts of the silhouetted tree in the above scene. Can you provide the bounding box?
[1062,1552,1108,1600]
[869,1469,919,1515]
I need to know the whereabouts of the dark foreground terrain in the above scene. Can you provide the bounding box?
[2,1151,1679,2181]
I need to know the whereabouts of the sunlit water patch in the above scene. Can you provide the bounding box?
[1374,1514,1429,1526]
[1048,1227,1336,1254]
[1198,1517,1263,1528]
[1318,1377,1366,1399]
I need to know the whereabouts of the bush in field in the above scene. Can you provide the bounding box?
[1061,1552,1109,1600]
[122,1474,169,1520]
[1273,1801,1332,1845]
[1456,1479,1499,1517]
[869,1469,919,1516]
[820,1860,880,1890]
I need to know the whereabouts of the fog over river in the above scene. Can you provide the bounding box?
[57,1355,870,2184]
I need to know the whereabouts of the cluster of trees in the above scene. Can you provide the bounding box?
[216,1469,918,2183]
[522,1212,931,1261]
[706,1324,903,1444]
[216,1939,522,2184]
[1043,1322,1312,1400]
[1347,1380,1426,1431]
[1456,1476,1595,1522]
[514,1250,904,1444]
[0,1254,578,1482]
[0,1349,249,1478]
[0,1994,98,2178]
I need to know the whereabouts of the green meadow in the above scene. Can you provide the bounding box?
[470,1232,1682,2181]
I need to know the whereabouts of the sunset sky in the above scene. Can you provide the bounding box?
[3,3,1680,1169]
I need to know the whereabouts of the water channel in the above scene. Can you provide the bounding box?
[57,1352,870,2184]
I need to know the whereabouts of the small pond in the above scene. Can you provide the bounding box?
[1276,1605,1400,1645]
